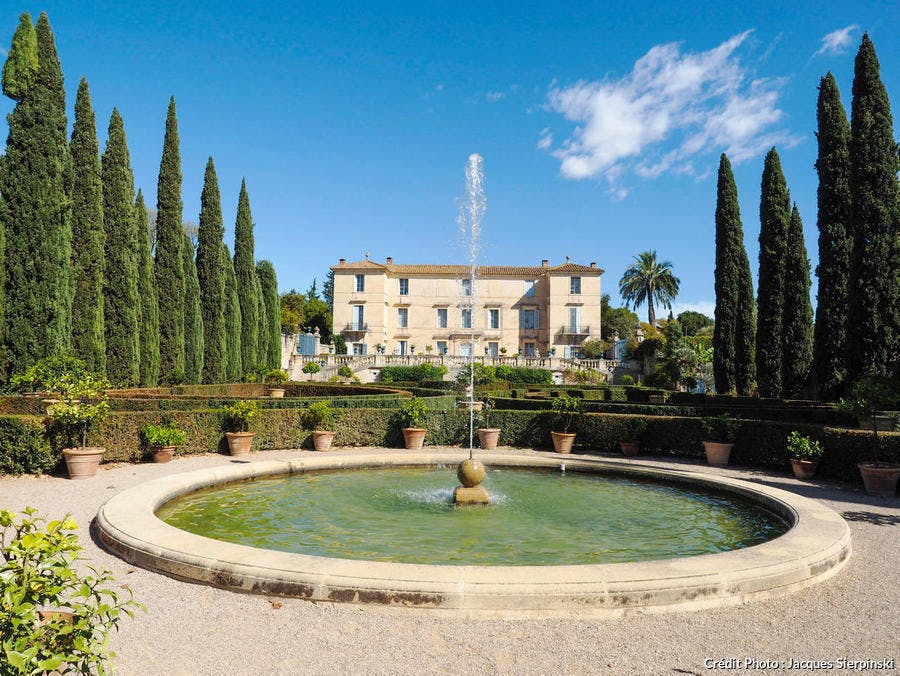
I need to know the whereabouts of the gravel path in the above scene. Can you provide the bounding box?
[2,448,897,675]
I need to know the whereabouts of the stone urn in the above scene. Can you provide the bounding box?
[619,441,639,457]
[225,432,255,457]
[790,458,818,480]
[703,442,733,467]
[477,428,500,450]
[858,463,900,498]
[150,445,176,464]
[267,388,285,399]
[551,431,576,453]
[312,430,335,451]
[402,428,427,450]
[63,447,105,479]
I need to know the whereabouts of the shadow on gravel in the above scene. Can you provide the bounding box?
[840,510,900,527]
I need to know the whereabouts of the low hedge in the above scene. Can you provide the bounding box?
[0,416,55,475]
[380,364,448,383]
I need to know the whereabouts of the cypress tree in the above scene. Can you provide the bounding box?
[155,97,185,378]
[0,13,73,373]
[135,190,160,386]
[222,243,242,382]
[101,109,140,386]
[257,260,281,369]
[256,281,267,370]
[755,148,791,398]
[713,154,757,395]
[69,77,106,373]
[847,34,900,381]
[233,179,259,372]
[1,13,37,100]
[196,157,226,383]
[813,73,853,400]
[781,203,814,397]
[182,233,204,384]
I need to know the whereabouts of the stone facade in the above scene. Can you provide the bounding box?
[331,257,603,357]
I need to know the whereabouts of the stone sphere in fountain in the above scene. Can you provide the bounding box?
[457,458,485,487]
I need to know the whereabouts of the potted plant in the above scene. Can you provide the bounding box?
[701,414,737,466]
[265,369,289,398]
[140,419,187,463]
[476,397,500,450]
[500,347,507,356]
[620,417,647,457]
[398,397,428,449]
[301,401,337,451]
[786,431,823,480]
[48,373,110,480]
[302,361,321,381]
[222,400,260,457]
[550,395,583,453]
[837,376,900,497]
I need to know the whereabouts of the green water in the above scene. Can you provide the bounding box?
[157,467,788,566]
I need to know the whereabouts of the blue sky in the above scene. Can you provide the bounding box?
[2,2,898,318]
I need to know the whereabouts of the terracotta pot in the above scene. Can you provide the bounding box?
[457,400,484,411]
[619,441,639,457]
[312,430,335,451]
[790,458,818,480]
[477,428,500,450]
[225,432,255,457]
[37,609,74,626]
[402,428,427,450]
[150,445,176,463]
[551,431,576,453]
[858,462,900,498]
[268,388,285,398]
[703,441,733,467]
[63,447,104,479]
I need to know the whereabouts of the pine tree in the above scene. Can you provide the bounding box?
[101,109,140,385]
[233,180,259,372]
[182,233,204,384]
[712,154,755,395]
[135,191,160,386]
[755,148,791,398]
[847,34,900,381]
[222,243,242,382]
[812,73,853,400]
[1,13,73,374]
[257,260,281,369]
[155,97,185,379]
[69,77,106,373]
[196,157,226,383]
[781,203,813,397]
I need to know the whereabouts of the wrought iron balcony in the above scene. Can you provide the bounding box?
[558,325,591,336]
[343,322,368,333]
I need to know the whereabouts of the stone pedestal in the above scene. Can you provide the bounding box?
[453,485,490,505]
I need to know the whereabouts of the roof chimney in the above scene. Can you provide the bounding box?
[566,255,570,263]
[386,257,393,265]
[590,261,596,268]
[338,258,346,264]
[541,259,548,267]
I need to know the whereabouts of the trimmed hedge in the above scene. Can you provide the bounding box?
[380,364,448,383]
[0,416,55,475]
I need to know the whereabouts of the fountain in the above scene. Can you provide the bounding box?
[454,153,489,506]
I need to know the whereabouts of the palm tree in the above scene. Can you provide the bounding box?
[618,251,680,325]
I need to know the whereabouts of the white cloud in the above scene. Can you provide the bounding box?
[536,128,553,150]
[544,32,799,195]
[486,91,505,103]
[814,25,858,57]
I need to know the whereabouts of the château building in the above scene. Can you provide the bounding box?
[331,256,603,357]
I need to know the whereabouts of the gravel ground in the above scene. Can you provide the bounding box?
[2,447,898,676]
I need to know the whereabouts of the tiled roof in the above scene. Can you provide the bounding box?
[332,260,603,275]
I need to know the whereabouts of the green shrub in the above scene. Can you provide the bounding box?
[163,368,187,385]
[551,395,583,433]
[265,369,289,385]
[300,401,337,431]
[222,400,260,432]
[47,374,110,450]
[398,396,428,428]
[140,420,187,447]
[0,417,56,475]
[302,362,322,375]
[0,508,143,672]
[786,431,823,460]
[9,356,91,394]
[618,375,635,386]
[701,414,738,443]
[337,365,354,378]
[380,363,447,383]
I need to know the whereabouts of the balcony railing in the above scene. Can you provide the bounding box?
[343,322,368,333]
[558,325,591,336]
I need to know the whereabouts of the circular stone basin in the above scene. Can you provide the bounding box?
[156,467,788,566]
[95,452,852,613]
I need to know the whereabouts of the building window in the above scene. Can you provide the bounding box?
[524,342,536,357]
[437,308,448,328]
[461,309,472,329]
[355,274,365,292]
[569,306,580,333]
[436,341,448,355]
[524,280,535,297]
[352,343,367,355]
[461,278,472,296]
[399,278,409,295]
[570,276,581,294]
[352,304,364,330]
[487,342,499,357]
[397,340,408,356]
[397,307,408,328]
[520,308,539,329]
[488,308,500,329]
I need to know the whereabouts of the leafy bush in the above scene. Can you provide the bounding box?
[302,362,321,375]
[0,417,56,475]
[551,395,583,433]
[381,364,447,383]
[9,356,91,394]
[163,368,187,385]
[47,373,110,450]
[140,420,187,447]
[222,400,260,432]
[0,508,142,672]
[786,431,823,460]
[619,375,635,386]
[337,365,354,378]
[265,369,289,385]
[701,414,738,443]
[300,401,337,431]
[398,397,428,428]
[456,364,552,386]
